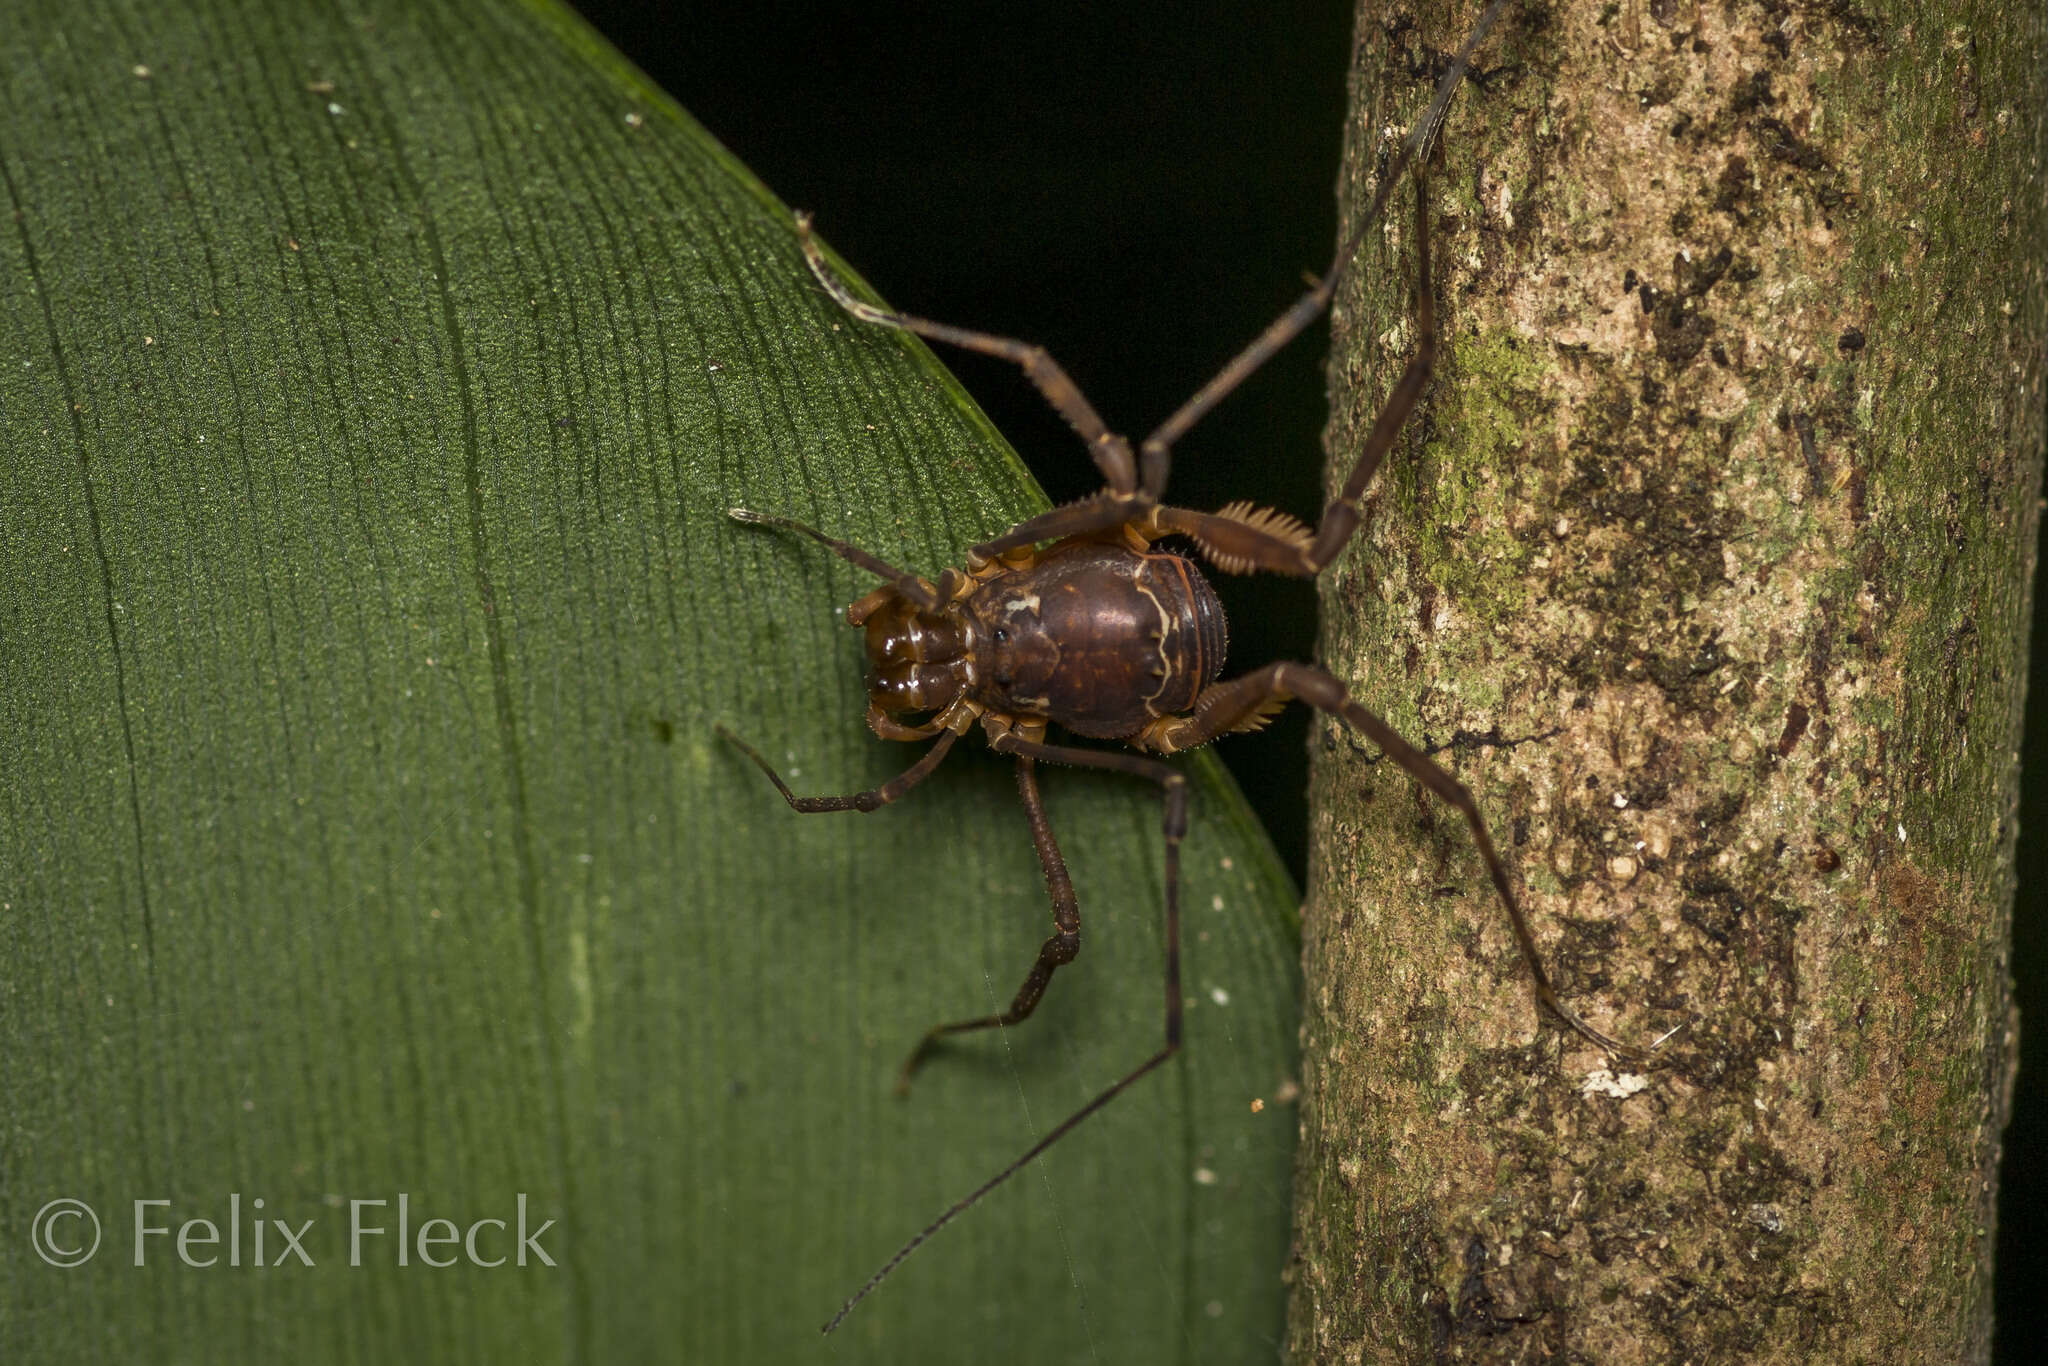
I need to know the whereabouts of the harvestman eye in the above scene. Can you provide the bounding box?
[716,0,1667,1333]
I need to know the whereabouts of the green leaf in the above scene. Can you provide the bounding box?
[0,1,1300,1361]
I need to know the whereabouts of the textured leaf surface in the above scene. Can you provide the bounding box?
[0,1,1301,1361]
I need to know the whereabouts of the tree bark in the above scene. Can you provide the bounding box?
[1290,2,2045,1361]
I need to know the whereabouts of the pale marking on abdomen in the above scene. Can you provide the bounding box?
[1132,571,1176,715]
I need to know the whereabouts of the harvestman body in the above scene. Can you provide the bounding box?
[718,0,1653,1332]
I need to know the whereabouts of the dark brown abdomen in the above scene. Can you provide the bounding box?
[967,542,1227,740]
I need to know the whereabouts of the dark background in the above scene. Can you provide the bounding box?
[573,1,2044,1351]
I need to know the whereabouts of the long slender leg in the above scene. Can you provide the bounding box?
[1138,662,1651,1058]
[809,2,1505,571]
[716,724,958,812]
[894,756,1082,1094]
[796,214,1140,495]
[1300,167,1436,571]
[821,737,1188,1335]
[970,491,1140,561]
[978,144,1446,567]
[985,160,1428,571]
[1133,0,1505,498]
[727,508,946,611]
[1142,170,1437,577]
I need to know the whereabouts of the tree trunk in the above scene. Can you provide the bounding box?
[1289,2,2044,1361]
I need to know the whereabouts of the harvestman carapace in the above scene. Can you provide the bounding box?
[718,0,1658,1332]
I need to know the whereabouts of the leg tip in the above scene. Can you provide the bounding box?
[893,1042,935,1097]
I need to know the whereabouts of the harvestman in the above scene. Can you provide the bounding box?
[718,0,1651,1332]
